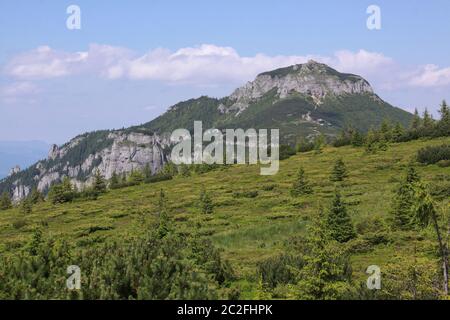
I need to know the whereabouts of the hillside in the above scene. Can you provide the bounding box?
[1,137,448,299]
[0,61,412,202]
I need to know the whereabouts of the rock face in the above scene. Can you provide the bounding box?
[6,130,171,202]
[8,165,21,177]
[224,60,373,115]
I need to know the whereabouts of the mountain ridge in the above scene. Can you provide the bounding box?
[0,61,413,201]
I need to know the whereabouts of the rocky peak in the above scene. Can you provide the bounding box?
[8,165,21,177]
[223,61,374,115]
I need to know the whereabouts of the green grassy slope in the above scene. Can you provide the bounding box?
[1,137,449,298]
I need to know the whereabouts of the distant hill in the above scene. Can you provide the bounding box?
[0,61,413,200]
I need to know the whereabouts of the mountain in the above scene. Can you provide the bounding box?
[0,61,413,201]
[0,141,50,179]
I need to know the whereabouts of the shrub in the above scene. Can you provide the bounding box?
[437,160,450,168]
[145,173,173,183]
[262,184,277,191]
[232,190,259,198]
[257,254,304,289]
[416,144,450,164]
[12,219,27,229]
[279,145,296,160]
[296,139,314,153]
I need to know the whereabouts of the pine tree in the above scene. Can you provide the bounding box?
[92,169,107,194]
[290,167,313,197]
[411,182,449,295]
[179,163,191,177]
[392,122,405,142]
[109,171,120,189]
[28,228,43,256]
[119,172,127,186]
[128,169,144,185]
[20,198,33,214]
[29,186,44,204]
[313,134,326,154]
[437,100,450,136]
[380,119,393,142]
[421,108,435,136]
[410,108,422,131]
[295,208,353,299]
[199,187,214,214]
[255,275,272,299]
[326,191,355,243]
[390,165,420,230]
[330,158,348,182]
[143,163,152,182]
[48,177,75,204]
[351,130,364,147]
[157,189,170,239]
[296,137,314,153]
[365,128,379,153]
[0,191,12,210]
[406,165,420,184]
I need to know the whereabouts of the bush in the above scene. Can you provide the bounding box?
[296,139,314,153]
[0,231,233,300]
[145,173,173,183]
[437,160,450,168]
[416,144,450,164]
[279,145,296,160]
[262,184,277,191]
[12,219,27,229]
[257,254,304,289]
[232,190,259,198]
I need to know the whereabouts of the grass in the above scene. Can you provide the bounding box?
[0,137,449,296]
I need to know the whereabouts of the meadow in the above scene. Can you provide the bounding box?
[0,136,449,298]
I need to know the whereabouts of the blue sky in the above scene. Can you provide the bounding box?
[1,0,450,143]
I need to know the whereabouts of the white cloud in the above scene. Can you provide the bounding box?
[3,44,449,91]
[408,64,450,87]
[1,81,39,96]
[0,81,40,104]
[5,46,86,79]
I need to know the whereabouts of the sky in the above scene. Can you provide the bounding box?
[0,0,450,144]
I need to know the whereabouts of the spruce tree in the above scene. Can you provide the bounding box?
[390,165,420,230]
[351,130,364,147]
[421,108,434,136]
[20,198,33,214]
[199,187,214,214]
[330,158,348,182]
[0,191,12,210]
[109,171,120,189]
[92,169,107,194]
[255,275,272,299]
[411,182,449,295]
[391,122,405,142]
[179,163,191,177]
[326,191,355,243]
[410,108,422,131]
[365,128,379,153]
[290,167,313,197]
[313,134,325,154]
[29,186,44,204]
[128,169,144,185]
[157,189,170,238]
[380,119,392,142]
[296,208,353,299]
[48,177,74,204]
[437,100,450,136]
[143,163,152,182]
